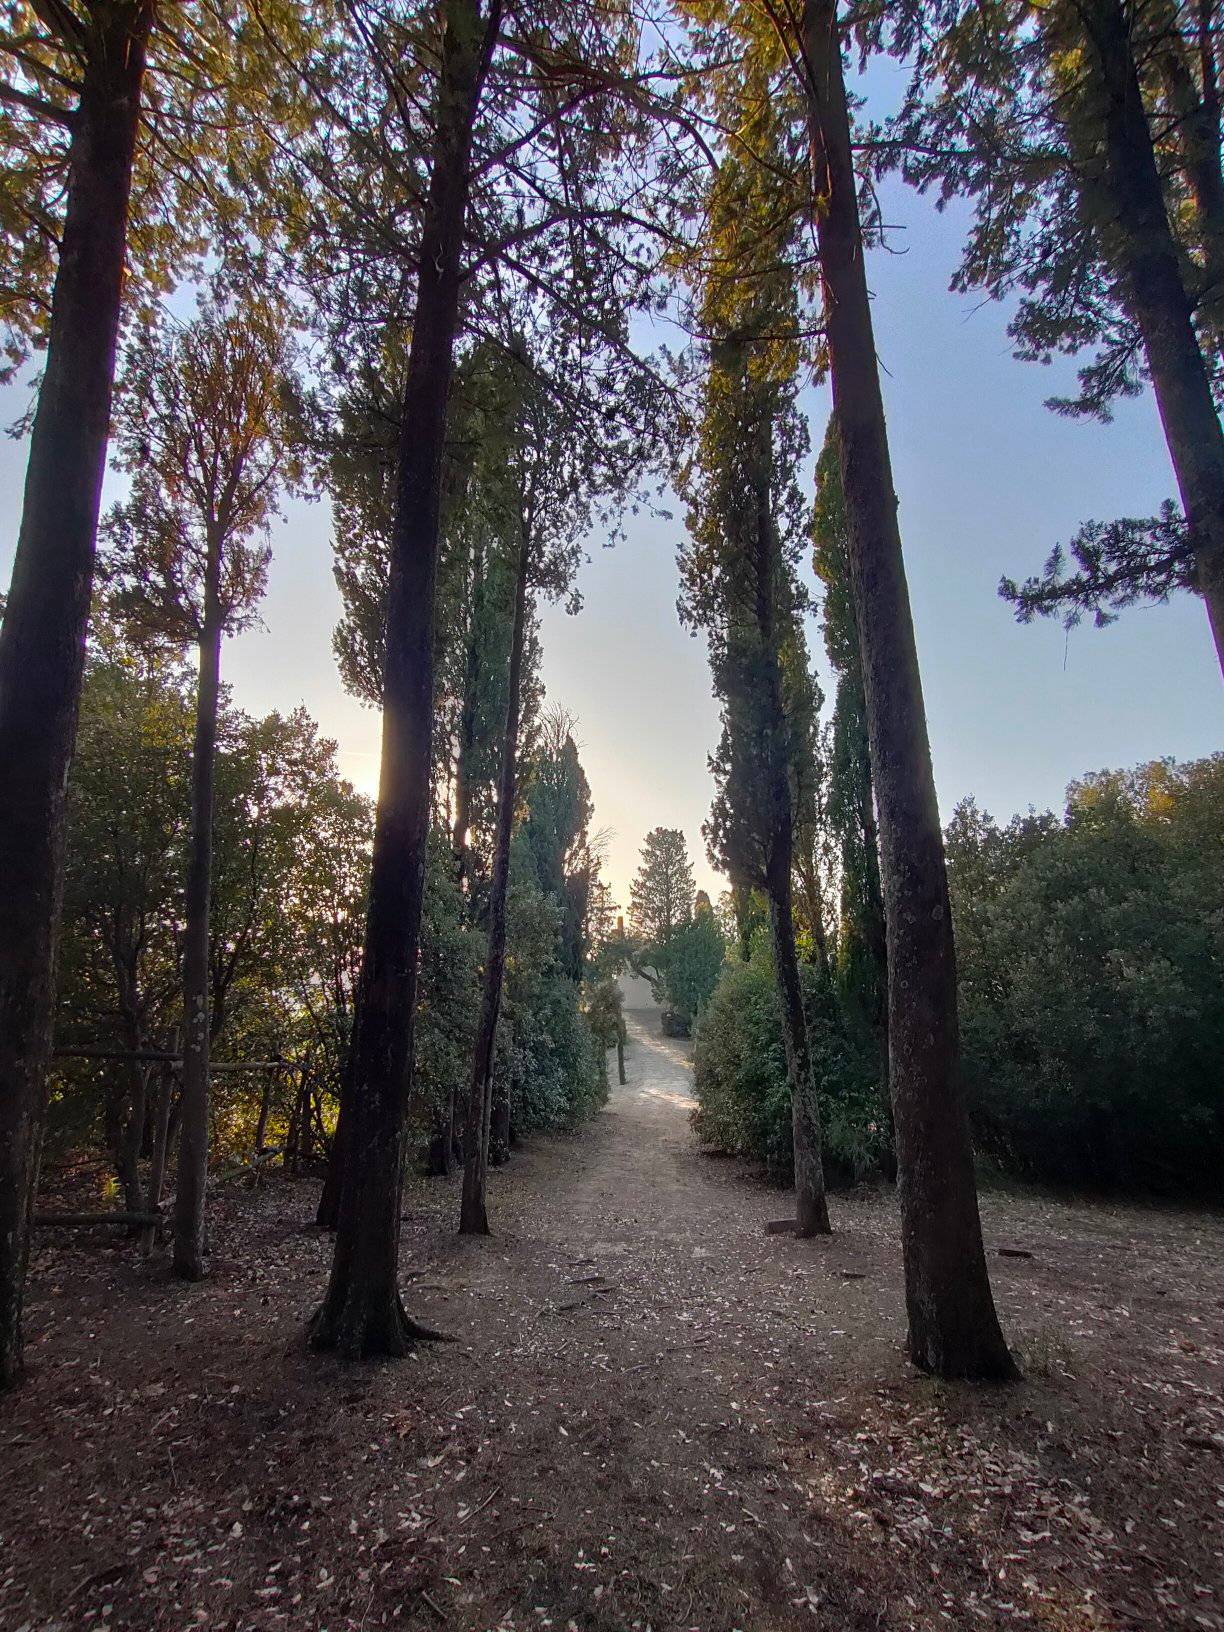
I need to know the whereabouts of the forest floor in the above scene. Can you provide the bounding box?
[2,1015,1223,1632]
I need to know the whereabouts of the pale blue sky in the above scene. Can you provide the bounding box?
[1,169,1220,911]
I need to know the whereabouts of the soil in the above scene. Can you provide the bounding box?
[2,1012,1222,1631]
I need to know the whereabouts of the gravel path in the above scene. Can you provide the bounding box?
[2,1014,1222,1630]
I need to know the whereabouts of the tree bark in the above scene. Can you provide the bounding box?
[173,581,223,1281]
[0,0,154,1390]
[616,1034,626,1085]
[460,520,531,1235]
[801,0,1016,1378]
[312,0,498,1355]
[1079,0,1224,674]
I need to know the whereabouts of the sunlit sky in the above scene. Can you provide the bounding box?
[2,78,1221,912]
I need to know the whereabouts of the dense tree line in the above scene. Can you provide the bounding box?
[2,0,1221,1390]
[691,750,1224,1200]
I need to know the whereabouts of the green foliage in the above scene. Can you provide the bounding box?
[629,827,695,951]
[947,757,1224,1194]
[658,900,726,1027]
[691,953,887,1186]
[52,635,375,1170]
[495,841,604,1135]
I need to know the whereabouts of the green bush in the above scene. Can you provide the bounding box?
[691,953,887,1186]
[947,756,1224,1195]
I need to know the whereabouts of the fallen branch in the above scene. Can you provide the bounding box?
[458,1484,502,1525]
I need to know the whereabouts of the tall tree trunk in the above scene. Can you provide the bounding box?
[1080,0,1224,673]
[801,0,1016,1378]
[460,522,530,1236]
[750,410,831,1237]
[172,583,223,1281]
[312,0,498,1355]
[451,537,485,894]
[0,1,154,1390]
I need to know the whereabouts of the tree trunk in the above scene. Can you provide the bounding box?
[441,1080,458,1176]
[315,1071,347,1227]
[0,1,154,1390]
[460,520,531,1235]
[801,0,1016,1378]
[253,1066,276,1155]
[312,0,498,1356]
[1080,0,1224,674]
[118,1061,151,1216]
[749,404,831,1237]
[172,588,223,1281]
[488,1079,511,1166]
[616,1035,626,1085]
[142,1057,175,1253]
[768,869,831,1237]
[451,537,484,893]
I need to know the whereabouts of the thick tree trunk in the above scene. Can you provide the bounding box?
[0,1,153,1390]
[1079,0,1224,675]
[312,0,498,1356]
[460,523,531,1235]
[173,593,223,1280]
[801,0,1016,1378]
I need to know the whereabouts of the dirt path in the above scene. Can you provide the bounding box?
[2,1016,1223,1631]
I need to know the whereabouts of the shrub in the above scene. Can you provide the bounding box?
[691,953,887,1186]
[947,756,1224,1195]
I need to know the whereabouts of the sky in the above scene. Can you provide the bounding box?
[2,101,1221,914]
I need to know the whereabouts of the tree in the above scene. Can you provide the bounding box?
[813,419,888,1087]
[677,43,832,1236]
[883,0,1224,671]
[459,332,650,1234]
[661,898,726,1027]
[629,828,696,956]
[0,0,156,1391]
[310,0,501,1359]
[0,0,270,1384]
[790,0,1016,1375]
[56,635,191,1214]
[103,302,296,1280]
[946,757,1224,1192]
